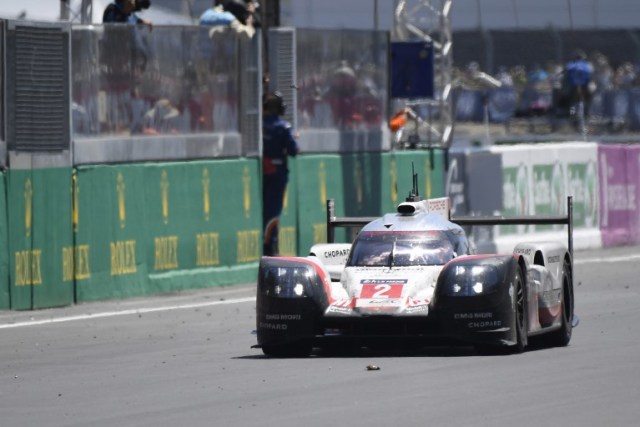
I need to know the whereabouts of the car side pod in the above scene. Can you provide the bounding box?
[434,255,527,351]
[255,257,329,357]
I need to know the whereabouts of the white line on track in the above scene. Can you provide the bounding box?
[0,296,256,329]
[574,253,640,265]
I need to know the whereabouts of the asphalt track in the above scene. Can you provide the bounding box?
[1,246,639,427]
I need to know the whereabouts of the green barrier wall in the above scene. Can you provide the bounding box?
[0,150,446,309]
[0,171,8,309]
[74,159,261,302]
[293,150,445,252]
[144,160,261,293]
[73,165,150,301]
[295,155,347,250]
[340,153,385,218]
[278,159,299,256]
[7,168,74,310]
[393,150,446,202]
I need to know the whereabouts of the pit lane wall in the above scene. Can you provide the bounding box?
[449,141,640,254]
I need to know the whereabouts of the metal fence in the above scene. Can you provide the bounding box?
[71,25,240,138]
[296,28,388,132]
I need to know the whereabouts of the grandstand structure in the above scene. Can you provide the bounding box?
[392,0,454,148]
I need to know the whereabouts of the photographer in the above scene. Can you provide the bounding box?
[199,0,258,41]
[103,0,152,26]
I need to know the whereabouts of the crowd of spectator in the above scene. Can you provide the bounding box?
[454,51,640,94]
[450,50,640,129]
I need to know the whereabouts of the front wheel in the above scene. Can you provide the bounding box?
[475,264,527,355]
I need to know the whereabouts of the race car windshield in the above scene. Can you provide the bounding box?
[348,231,455,267]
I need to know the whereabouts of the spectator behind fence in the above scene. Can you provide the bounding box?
[199,0,257,41]
[103,0,152,25]
[142,99,180,134]
[262,92,299,256]
[564,50,594,115]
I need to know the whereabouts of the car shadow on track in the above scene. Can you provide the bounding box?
[236,339,563,359]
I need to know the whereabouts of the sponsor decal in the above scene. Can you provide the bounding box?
[243,166,251,219]
[404,305,429,314]
[533,164,556,231]
[24,179,32,238]
[15,249,43,286]
[427,198,449,218]
[585,160,598,228]
[324,249,350,258]
[569,161,598,228]
[326,305,353,315]
[319,161,327,208]
[259,322,288,330]
[502,163,529,235]
[516,163,529,217]
[154,236,179,271]
[359,279,406,299]
[63,245,91,281]
[116,172,126,229]
[550,161,566,230]
[454,312,502,329]
[468,320,502,328]
[540,289,561,307]
[110,240,137,275]
[356,298,402,308]
[202,168,211,222]
[161,170,170,224]
[514,247,532,256]
[547,255,560,263]
[265,314,302,321]
[454,311,494,320]
[259,313,302,330]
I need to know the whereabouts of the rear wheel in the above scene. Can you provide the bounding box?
[543,259,573,347]
[511,264,527,353]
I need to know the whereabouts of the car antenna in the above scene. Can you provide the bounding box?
[406,162,421,202]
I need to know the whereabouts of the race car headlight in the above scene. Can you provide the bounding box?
[260,266,315,298]
[439,264,501,296]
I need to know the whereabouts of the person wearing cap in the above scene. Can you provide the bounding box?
[199,0,257,41]
[262,92,299,256]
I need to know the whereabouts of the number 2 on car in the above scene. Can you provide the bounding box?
[360,282,404,299]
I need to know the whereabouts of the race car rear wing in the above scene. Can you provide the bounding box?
[326,196,574,258]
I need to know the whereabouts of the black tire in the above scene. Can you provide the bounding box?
[511,264,527,353]
[543,259,573,347]
[475,264,526,355]
[262,341,312,358]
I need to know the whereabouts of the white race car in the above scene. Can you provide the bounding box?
[254,177,575,357]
